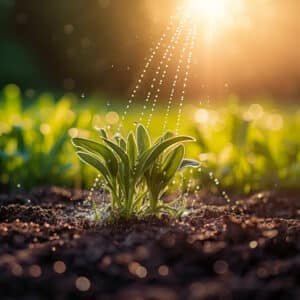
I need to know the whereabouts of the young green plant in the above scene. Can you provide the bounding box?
[72,124,199,220]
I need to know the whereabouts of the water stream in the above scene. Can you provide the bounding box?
[88,6,231,219]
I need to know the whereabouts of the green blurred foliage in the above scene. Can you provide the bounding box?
[0,85,299,193]
[0,84,95,190]
[191,100,300,193]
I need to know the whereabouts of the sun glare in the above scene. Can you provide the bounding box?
[186,0,244,39]
[187,0,227,20]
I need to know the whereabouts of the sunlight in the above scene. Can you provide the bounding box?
[187,0,227,20]
[186,0,244,39]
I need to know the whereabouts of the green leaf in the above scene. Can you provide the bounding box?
[127,131,137,167]
[162,145,185,184]
[179,159,200,170]
[102,138,129,169]
[119,137,127,151]
[154,131,174,144]
[102,137,130,196]
[116,161,126,195]
[146,145,185,203]
[72,137,118,176]
[76,152,112,187]
[136,124,151,155]
[113,134,127,150]
[141,136,194,174]
[162,131,174,140]
[96,128,108,139]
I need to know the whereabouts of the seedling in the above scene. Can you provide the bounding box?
[72,124,199,219]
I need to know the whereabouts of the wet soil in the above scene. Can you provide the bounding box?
[0,187,299,300]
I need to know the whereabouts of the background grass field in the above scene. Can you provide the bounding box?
[1,84,299,194]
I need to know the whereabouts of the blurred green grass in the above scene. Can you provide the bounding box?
[1,84,300,194]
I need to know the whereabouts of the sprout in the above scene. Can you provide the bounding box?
[72,124,199,220]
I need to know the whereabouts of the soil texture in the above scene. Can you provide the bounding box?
[0,187,299,300]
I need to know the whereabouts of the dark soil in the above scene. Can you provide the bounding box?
[0,187,299,300]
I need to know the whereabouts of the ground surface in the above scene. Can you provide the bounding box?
[0,187,299,300]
